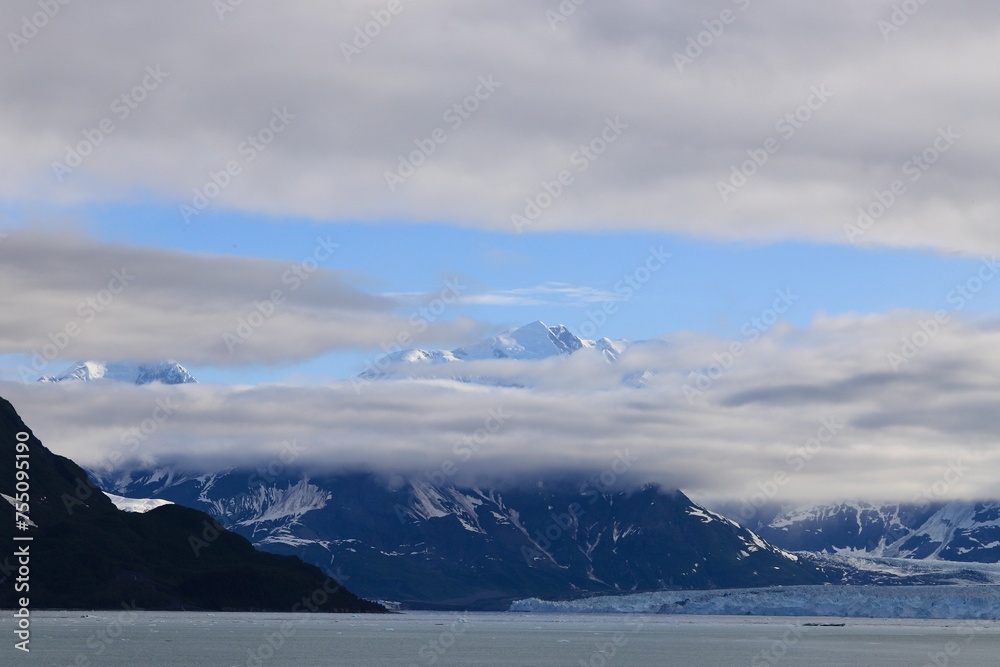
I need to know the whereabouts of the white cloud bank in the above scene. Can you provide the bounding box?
[5,310,1000,505]
[2,1,998,253]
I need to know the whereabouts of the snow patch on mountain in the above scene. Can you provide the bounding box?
[688,505,742,529]
[404,483,485,533]
[257,529,333,550]
[2,493,38,526]
[236,478,331,526]
[106,493,173,513]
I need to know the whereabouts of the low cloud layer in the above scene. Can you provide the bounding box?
[6,310,1000,507]
[2,1,998,253]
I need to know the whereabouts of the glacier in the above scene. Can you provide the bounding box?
[511,584,1000,620]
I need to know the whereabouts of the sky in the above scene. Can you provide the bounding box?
[2,0,1000,507]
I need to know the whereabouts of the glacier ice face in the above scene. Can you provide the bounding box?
[510,584,1000,620]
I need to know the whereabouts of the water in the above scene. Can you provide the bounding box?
[3,611,999,666]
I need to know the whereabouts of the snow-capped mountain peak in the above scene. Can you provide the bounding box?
[361,321,636,385]
[586,336,628,362]
[454,321,585,361]
[38,360,197,385]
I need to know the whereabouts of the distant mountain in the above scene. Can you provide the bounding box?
[450,320,626,361]
[361,320,640,385]
[0,395,382,612]
[737,501,1000,564]
[38,360,197,384]
[92,466,831,610]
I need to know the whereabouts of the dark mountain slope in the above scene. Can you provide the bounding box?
[0,395,383,612]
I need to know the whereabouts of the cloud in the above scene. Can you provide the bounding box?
[456,283,629,307]
[0,228,480,372]
[6,310,1000,506]
[2,1,998,253]
[4,1,998,511]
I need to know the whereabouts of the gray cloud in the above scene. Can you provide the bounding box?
[0,228,481,371]
[721,372,904,407]
[2,1,998,253]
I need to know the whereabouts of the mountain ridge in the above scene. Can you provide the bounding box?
[38,360,197,385]
[729,500,1000,564]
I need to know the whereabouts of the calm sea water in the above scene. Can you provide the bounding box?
[2,611,999,666]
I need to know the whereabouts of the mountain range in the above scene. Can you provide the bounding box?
[737,500,1000,564]
[37,322,635,388]
[91,467,829,610]
[38,360,197,385]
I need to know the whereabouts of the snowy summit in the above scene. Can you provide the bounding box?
[38,360,197,385]
[361,321,629,381]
